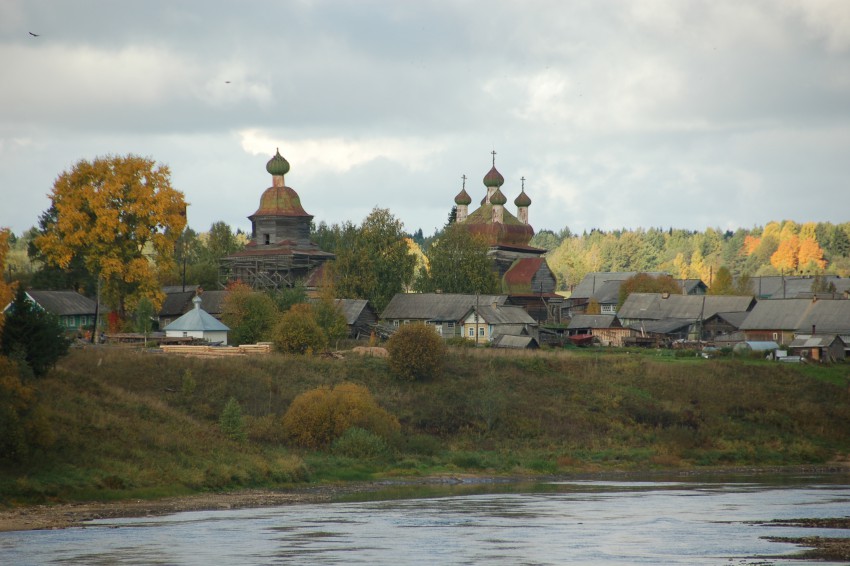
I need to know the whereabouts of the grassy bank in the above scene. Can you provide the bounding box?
[2,346,849,505]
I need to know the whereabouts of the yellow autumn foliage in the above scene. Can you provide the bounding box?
[282,382,399,449]
[34,155,186,317]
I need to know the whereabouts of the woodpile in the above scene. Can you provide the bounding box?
[160,343,273,357]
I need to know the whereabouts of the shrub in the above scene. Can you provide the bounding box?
[386,323,446,381]
[272,303,328,354]
[282,382,399,449]
[331,427,389,459]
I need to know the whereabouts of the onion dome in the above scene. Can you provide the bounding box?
[483,165,505,188]
[266,148,290,176]
[514,189,532,207]
[490,187,507,206]
[454,187,472,206]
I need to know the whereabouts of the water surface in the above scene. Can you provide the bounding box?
[1,475,848,565]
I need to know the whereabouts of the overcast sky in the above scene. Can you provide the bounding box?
[2,0,849,239]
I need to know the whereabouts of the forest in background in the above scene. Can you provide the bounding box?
[525,220,850,292]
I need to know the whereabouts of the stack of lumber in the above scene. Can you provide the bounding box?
[161,343,274,356]
[161,345,245,357]
[238,343,273,354]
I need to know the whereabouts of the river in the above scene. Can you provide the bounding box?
[1,474,848,565]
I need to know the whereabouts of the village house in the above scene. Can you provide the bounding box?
[566,314,633,347]
[3,289,104,335]
[163,295,230,345]
[617,293,755,341]
[739,298,850,350]
[380,293,508,338]
[333,299,378,339]
[460,302,538,343]
[742,275,850,299]
[564,272,706,318]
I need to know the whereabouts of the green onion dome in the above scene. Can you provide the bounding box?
[454,187,472,206]
[266,148,290,176]
[483,165,504,188]
[514,189,532,207]
[490,187,507,205]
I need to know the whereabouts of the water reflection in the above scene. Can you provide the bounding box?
[1,475,848,565]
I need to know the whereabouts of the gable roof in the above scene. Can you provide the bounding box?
[629,318,692,334]
[491,334,539,349]
[705,311,750,328]
[617,293,755,321]
[570,272,667,300]
[163,297,230,332]
[502,257,546,294]
[334,299,375,325]
[736,298,850,333]
[160,291,195,317]
[381,293,506,321]
[567,314,620,330]
[465,304,536,325]
[23,290,99,316]
[744,275,850,298]
[789,334,845,349]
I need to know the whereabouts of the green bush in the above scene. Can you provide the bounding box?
[282,382,399,448]
[331,427,389,458]
[219,397,246,442]
[272,303,328,354]
[386,323,446,381]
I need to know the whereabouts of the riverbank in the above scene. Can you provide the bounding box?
[3,467,848,533]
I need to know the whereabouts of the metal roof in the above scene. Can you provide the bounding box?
[738,298,850,333]
[789,334,845,349]
[163,297,230,332]
[381,293,506,321]
[491,334,539,349]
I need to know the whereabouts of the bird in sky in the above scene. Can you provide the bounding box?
[225,81,231,84]
[29,31,40,37]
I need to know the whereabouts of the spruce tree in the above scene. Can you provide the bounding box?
[1,286,69,377]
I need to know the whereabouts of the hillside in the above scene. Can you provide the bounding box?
[2,347,849,505]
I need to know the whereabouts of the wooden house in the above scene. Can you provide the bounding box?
[739,298,850,346]
[334,299,378,339]
[460,302,538,343]
[4,290,104,334]
[381,293,508,338]
[618,293,755,341]
[566,314,633,347]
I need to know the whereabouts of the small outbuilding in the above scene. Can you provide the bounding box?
[789,334,846,363]
[163,296,230,345]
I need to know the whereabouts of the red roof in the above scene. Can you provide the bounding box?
[503,257,545,290]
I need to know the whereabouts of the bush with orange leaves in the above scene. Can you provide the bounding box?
[282,382,399,449]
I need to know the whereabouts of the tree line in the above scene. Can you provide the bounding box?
[531,221,850,291]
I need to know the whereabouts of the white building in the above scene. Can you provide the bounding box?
[163,296,230,345]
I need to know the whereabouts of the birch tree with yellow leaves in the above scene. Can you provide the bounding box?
[35,155,187,319]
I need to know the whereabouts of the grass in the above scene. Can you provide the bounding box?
[1,346,849,504]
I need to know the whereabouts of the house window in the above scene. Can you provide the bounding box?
[393,320,400,327]
[601,304,616,314]
[182,332,188,337]
[468,327,474,337]
[447,322,455,329]
[479,327,485,337]
[263,234,270,245]
[403,320,410,325]
[773,332,778,341]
